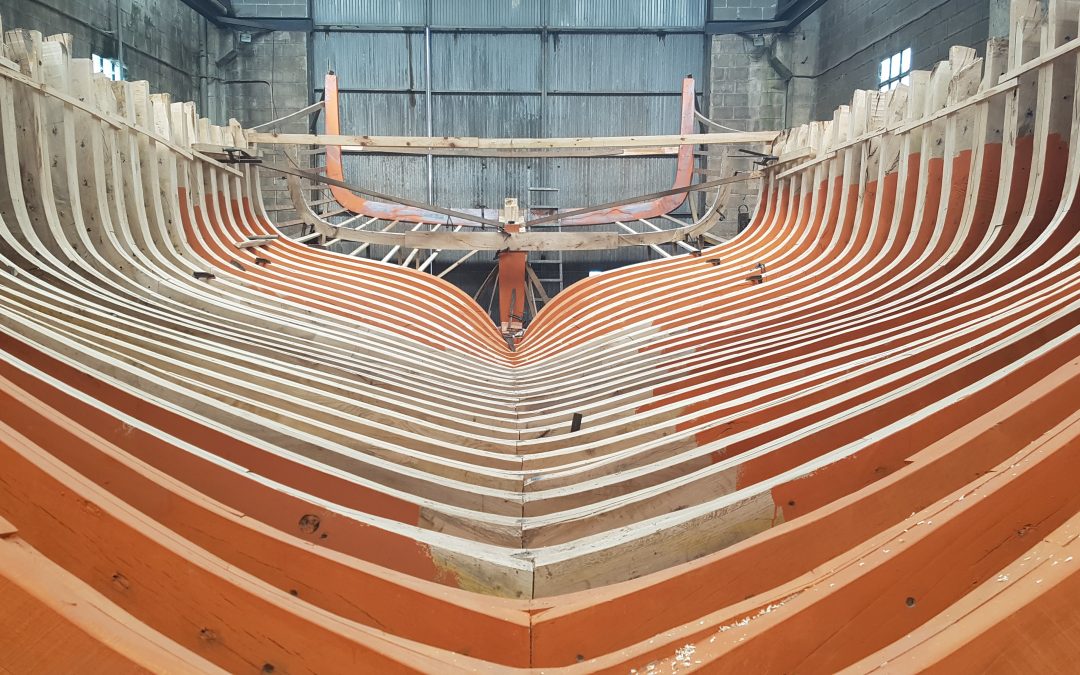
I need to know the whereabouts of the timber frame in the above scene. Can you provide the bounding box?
[2,1,1080,671]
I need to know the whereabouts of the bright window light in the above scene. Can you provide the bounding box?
[92,54,125,81]
[878,47,911,92]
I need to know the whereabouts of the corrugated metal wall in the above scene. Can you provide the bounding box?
[311,0,707,271]
[314,0,703,29]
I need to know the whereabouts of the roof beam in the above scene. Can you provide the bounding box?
[705,0,831,34]
[176,0,232,25]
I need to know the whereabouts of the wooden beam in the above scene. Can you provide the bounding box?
[772,147,814,165]
[250,101,325,131]
[235,239,273,249]
[772,76,1018,180]
[266,162,505,228]
[0,56,200,162]
[381,222,426,263]
[776,151,838,180]
[525,172,759,227]
[339,145,681,158]
[526,265,552,304]
[417,225,465,273]
[246,130,780,150]
[436,249,481,277]
[616,221,671,258]
[701,231,729,245]
[646,217,698,253]
[304,201,723,252]
[346,220,399,257]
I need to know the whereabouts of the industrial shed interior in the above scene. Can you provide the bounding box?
[0,0,1078,672]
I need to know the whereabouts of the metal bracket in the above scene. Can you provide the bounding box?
[220,147,262,164]
[738,148,779,166]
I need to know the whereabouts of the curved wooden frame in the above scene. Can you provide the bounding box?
[1,1,1080,670]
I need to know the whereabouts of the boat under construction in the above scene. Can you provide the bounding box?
[0,0,1079,671]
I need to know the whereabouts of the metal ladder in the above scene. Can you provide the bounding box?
[526,185,563,307]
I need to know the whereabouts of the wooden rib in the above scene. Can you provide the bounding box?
[1,2,1079,671]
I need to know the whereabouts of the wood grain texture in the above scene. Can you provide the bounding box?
[1,2,1080,670]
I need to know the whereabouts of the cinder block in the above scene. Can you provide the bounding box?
[731,106,751,120]
[710,80,741,94]
[723,93,749,107]
[711,53,742,68]
[711,105,735,120]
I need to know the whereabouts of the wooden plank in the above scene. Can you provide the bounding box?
[191,149,243,177]
[0,52,198,161]
[435,249,481,277]
[772,76,1017,180]
[525,266,551,304]
[301,196,724,251]
[525,171,759,227]
[772,146,814,164]
[649,217,699,252]
[269,162,505,228]
[417,225,465,272]
[346,220,399,257]
[246,130,780,150]
[235,239,274,249]
[999,28,1080,83]
[339,145,681,158]
[888,76,1018,135]
[775,151,838,179]
[250,101,325,131]
[616,221,670,257]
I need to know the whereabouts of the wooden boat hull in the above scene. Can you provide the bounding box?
[1,2,1080,670]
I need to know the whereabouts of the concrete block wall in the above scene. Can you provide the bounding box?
[778,15,820,128]
[217,28,311,221]
[705,1,993,226]
[0,0,210,105]
[223,0,310,130]
[712,0,779,21]
[219,33,309,129]
[811,0,991,119]
[0,0,311,223]
[705,16,817,234]
[222,1,311,223]
[232,0,309,19]
[706,33,787,235]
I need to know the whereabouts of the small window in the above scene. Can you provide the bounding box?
[878,47,911,92]
[92,54,125,82]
